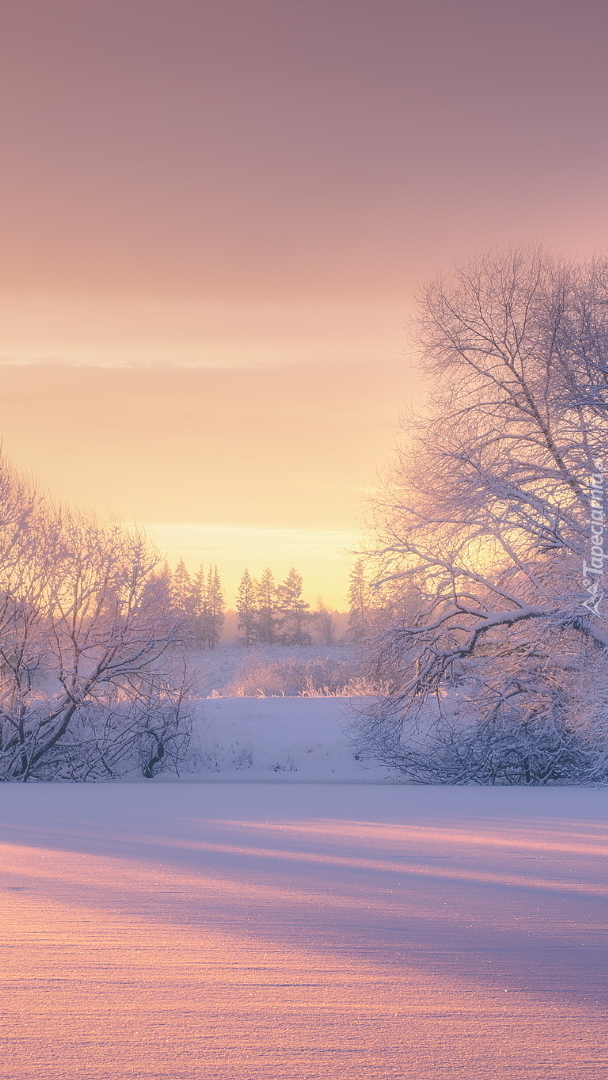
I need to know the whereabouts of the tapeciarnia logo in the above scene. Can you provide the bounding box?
[582,459,605,616]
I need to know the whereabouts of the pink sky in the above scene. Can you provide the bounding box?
[1,0,608,604]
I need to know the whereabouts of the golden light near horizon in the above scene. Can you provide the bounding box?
[0,358,407,608]
[145,523,359,610]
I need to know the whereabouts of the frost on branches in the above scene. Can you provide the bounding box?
[0,454,191,781]
[358,248,608,784]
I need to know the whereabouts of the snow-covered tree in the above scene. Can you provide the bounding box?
[313,598,336,646]
[0,451,191,781]
[190,565,208,646]
[277,568,310,645]
[255,568,280,645]
[204,565,225,649]
[236,568,257,645]
[348,559,374,640]
[189,564,225,649]
[358,247,608,784]
[171,559,192,618]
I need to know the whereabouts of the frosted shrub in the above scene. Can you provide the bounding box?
[226,654,377,697]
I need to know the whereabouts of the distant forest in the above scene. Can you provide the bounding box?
[164,559,375,648]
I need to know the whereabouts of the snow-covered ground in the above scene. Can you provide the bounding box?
[1,783,607,1079]
[174,643,388,782]
[187,696,389,781]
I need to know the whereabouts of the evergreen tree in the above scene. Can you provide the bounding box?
[171,559,192,617]
[255,567,280,645]
[347,559,371,640]
[277,568,310,645]
[236,568,257,645]
[205,565,225,649]
[188,564,225,649]
[190,565,208,646]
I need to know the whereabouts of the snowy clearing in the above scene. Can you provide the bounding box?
[187,695,389,781]
[1,783,607,1079]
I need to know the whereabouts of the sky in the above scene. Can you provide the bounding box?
[2,0,608,606]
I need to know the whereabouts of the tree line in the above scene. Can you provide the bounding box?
[235,563,380,646]
[236,567,310,645]
[163,561,375,648]
[167,560,226,649]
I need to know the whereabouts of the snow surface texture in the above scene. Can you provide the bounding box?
[1,783,607,1079]
[188,696,388,781]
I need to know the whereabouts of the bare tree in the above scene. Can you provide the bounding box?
[358,248,608,783]
[0,452,191,781]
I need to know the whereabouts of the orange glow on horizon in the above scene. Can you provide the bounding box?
[0,361,409,606]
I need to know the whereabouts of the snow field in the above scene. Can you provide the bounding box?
[187,695,389,781]
[1,783,607,1079]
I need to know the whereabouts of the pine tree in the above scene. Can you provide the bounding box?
[188,564,225,649]
[255,567,279,645]
[236,568,257,645]
[190,565,208,646]
[277,568,310,645]
[171,559,192,617]
[205,565,225,649]
[347,559,371,640]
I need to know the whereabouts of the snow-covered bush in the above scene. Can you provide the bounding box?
[225,653,377,697]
